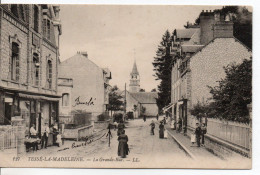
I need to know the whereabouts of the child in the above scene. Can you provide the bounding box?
[56,131,62,147]
[190,132,196,146]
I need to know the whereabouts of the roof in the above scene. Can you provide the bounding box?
[181,45,204,53]
[130,92,158,104]
[176,28,199,39]
[131,60,139,75]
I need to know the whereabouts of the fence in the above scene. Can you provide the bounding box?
[187,116,250,150]
[207,118,250,150]
[0,126,18,151]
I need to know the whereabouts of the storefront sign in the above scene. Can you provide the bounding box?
[4,98,13,103]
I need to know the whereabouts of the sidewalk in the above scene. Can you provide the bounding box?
[158,122,222,161]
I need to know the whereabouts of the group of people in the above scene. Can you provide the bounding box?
[191,122,207,147]
[149,117,168,139]
[29,122,63,151]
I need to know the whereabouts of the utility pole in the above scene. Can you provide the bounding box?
[124,83,126,122]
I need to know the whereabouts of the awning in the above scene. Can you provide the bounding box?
[163,103,174,112]
[18,93,60,101]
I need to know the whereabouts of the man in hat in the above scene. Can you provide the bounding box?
[41,122,50,149]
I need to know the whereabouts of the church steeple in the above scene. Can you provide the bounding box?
[131,60,139,76]
[129,60,140,93]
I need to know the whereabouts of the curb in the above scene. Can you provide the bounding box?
[166,129,197,160]
[155,121,197,160]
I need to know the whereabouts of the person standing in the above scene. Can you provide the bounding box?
[159,121,164,139]
[30,124,38,138]
[156,114,159,121]
[201,123,207,147]
[117,120,125,136]
[117,130,129,158]
[41,122,50,149]
[194,122,201,147]
[149,120,155,135]
[143,115,146,122]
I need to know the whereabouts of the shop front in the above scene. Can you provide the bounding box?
[0,89,59,147]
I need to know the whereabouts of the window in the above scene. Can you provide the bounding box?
[11,4,19,17]
[43,19,51,40]
[34,5,39,32]
[62,93,69,107]
[33,53,40,86]
[11,42,20,81]
[19,5,25,21]
[46,60,52,89]
[47,20,50,40]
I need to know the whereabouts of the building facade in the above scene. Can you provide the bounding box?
[170,10,251,132]
[58,52,112,120]
[0,4,62,137]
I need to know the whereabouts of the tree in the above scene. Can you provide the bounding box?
[208,58,252,123]
[139,88,145,92]
[107,85,124,117]
[151,88,157,92]
[152,30,172,111]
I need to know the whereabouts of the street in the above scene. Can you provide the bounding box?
[22,118,233,168]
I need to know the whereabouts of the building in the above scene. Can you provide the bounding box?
[129,60,140,93]
[0,5,62,137]
[58,52,112,121]
[121,61,158,118]
[169,10,251,132]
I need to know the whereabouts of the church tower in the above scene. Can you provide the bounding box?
[129,60,140,92]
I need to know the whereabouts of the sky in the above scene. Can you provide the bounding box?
[59,5,223,91]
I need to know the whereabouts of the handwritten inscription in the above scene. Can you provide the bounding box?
[72,96,96,107]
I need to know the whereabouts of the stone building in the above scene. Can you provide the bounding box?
[169,10,251,132]
[58,52,112,121]
[0,4,62,137]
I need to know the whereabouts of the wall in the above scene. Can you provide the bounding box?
[59,54,106,119]
[189,38,251,107]
[141,103,158,117]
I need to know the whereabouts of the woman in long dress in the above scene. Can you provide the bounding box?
[159,122,164,139]
[117,130,129,158]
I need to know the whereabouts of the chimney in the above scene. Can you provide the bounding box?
[199,10,215,45]
[80,51,88,58]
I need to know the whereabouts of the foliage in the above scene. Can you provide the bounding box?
[107,85,124,112]
[207,58,252,123]
[191,58,252,123]
[152,30,172,111]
